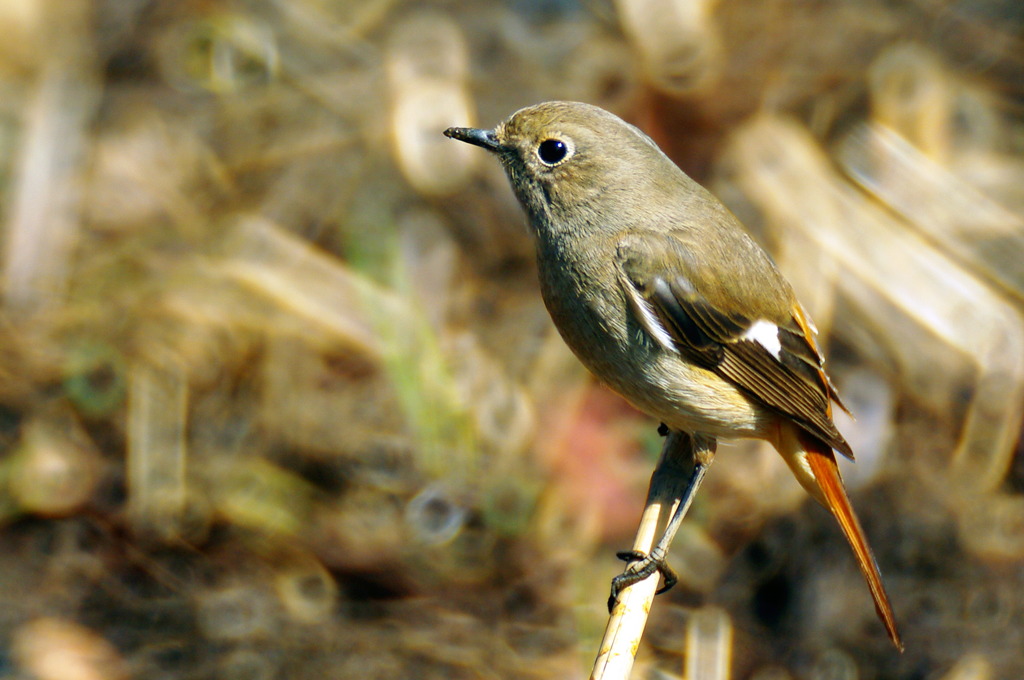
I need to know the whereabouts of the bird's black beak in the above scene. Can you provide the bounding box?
[443,127,504,152]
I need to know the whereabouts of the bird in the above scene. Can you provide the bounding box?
[443,100,902,651]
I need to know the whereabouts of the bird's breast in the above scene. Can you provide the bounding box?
[536,239,632,369]
[534,237,770,440]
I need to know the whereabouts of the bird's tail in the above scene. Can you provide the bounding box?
[775,421,904,652]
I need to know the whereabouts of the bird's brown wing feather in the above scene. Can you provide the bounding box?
[617,231,853,458]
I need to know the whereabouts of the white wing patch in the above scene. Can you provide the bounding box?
[622,279,677,352]
[742,319,782,359]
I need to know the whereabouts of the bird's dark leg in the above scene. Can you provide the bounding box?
[608,432,717,611]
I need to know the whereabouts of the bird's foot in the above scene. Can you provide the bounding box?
[607,549,677,612]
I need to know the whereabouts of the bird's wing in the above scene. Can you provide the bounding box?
[616,229,853,458]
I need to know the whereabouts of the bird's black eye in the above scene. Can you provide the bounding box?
[537,138,570,166]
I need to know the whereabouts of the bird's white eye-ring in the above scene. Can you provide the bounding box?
[536,138,573,166]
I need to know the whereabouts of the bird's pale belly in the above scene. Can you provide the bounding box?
[541,272,772,441]
[571,334,769,439]
[606,350,773,441]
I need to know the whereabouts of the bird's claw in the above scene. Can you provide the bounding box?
[607,550,678,612]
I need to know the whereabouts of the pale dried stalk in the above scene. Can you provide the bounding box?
[591,431,695,680]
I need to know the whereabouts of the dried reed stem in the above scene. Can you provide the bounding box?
[590,430,695,680]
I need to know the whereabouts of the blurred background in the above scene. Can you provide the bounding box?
[0,0,1022,678]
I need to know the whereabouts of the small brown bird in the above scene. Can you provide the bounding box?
[444,101,902,651]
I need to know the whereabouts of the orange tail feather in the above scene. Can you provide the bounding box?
[780,423,903,651]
